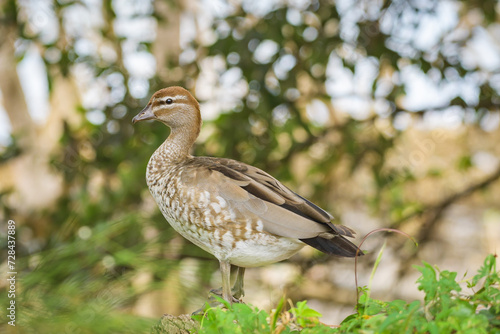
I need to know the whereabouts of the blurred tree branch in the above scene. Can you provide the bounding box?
[0,25,34,146]
[393,162,500,277]
[417,164,500,241]
[391,163,500,230]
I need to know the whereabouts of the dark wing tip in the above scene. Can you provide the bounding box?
[327,222,356,238]
[300,235,364,257]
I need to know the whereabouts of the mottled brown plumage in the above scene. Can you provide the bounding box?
[133,86,362,305]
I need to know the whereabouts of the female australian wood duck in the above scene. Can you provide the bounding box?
[133,86,362,305]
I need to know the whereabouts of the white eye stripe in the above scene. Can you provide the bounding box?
[169,95,189,101]
[153,95,189,104]
[155,104,174,110]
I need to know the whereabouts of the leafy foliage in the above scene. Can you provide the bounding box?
[340,255,499,333]
[193,255,499,334]
[194,297,331,334]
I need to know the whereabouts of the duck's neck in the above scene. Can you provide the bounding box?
[151,124,200,167]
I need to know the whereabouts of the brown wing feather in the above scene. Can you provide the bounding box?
[191,157,356,238]
[182,157,362,257]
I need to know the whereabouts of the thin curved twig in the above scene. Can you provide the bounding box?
[354,228,417,302]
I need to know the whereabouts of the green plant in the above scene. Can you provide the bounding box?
[194,296,331,334]
[340,254,499,333]
[196,297,270,333]
[192,254,499,334]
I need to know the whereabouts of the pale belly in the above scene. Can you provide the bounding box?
[227,236,305,267]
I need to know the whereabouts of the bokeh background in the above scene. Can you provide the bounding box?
[0,0,499,332]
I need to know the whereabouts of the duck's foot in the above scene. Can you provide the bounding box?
[191,288,243,315]
[208,288,243,304]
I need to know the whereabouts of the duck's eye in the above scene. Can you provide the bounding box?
[165,98,173,105]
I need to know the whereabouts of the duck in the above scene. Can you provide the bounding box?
[132,86,362,305]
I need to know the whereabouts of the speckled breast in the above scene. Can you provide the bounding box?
[147,165,216,253]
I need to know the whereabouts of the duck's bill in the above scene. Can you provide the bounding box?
[132,104,155,123]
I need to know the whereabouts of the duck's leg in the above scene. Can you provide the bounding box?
[232,266,245,299]
[208,262,243,303]
[219,260,233,304]
[193,262,239,315]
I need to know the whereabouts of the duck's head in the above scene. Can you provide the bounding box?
[132,86,201,130]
